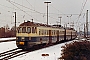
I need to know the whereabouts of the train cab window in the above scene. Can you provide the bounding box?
[27,27,31,33]
[22,27,26,33]
[18,27,22,33]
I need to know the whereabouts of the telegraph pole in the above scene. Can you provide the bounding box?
[86,10,88,37]
[14,12,16,36]
[44,1,51,25]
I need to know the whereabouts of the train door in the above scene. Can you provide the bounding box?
[71,31,72,40]
[64,28,66,40]
[57,30,59,42]
[49,30,52,44]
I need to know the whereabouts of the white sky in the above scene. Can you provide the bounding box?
[0,0,90,31]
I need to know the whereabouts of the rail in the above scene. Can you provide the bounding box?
[0,48,29,60]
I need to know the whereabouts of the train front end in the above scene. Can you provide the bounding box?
[16,26,29,49]
[16,26,38,49]
[16,21,38,49]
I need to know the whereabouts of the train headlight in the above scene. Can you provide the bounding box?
[22,37,24,39]
[19,42,24,45]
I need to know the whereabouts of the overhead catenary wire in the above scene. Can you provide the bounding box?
[6,0,87,27]
[76,0,87,22]
[7,0,55,22]
[6,0,40,21]
[49,13,81,16]
[75,0,87,30]
[0,3,19,10]
[49,5,80,17]
[25,0,35,9]
[76,13,86,27]
[50,4,65,15]
[8,0,44,15]
[6,0,76,24]
[80,0,87,15]
[49,4,83,25]
[10,1,62,21]
[6,0,60,23]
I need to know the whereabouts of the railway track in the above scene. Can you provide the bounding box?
[0,40,73,60]
[0,48,29,60]
[0,45,51,60]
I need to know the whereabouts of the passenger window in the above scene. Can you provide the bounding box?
[35,27,37,33]
[27,27,31,33]
[22,27,26,33]
[42,30,44,35]
[54,30,55,35]
[39,30,40,35]
[47,30,49,35]
[32,27,35,33]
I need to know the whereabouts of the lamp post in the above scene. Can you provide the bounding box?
[44,1,51,25]
[86,10,88,37]
[58,17,62,25]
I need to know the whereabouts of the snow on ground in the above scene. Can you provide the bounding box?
[13,41,75,60]
[0,37,16,41]
[0,39,78,60]
[11,43,64,60]
[0,41,17,53]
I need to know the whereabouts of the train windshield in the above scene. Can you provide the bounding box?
[22,27,26,33]
[17,27,37,33]
[27,27,31,33]
[17,27,26,33]
[17,27,22,33]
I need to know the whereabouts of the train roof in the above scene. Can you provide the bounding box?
[19,21,51,27]
[19,21,62,28]
[19,21,75,30]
